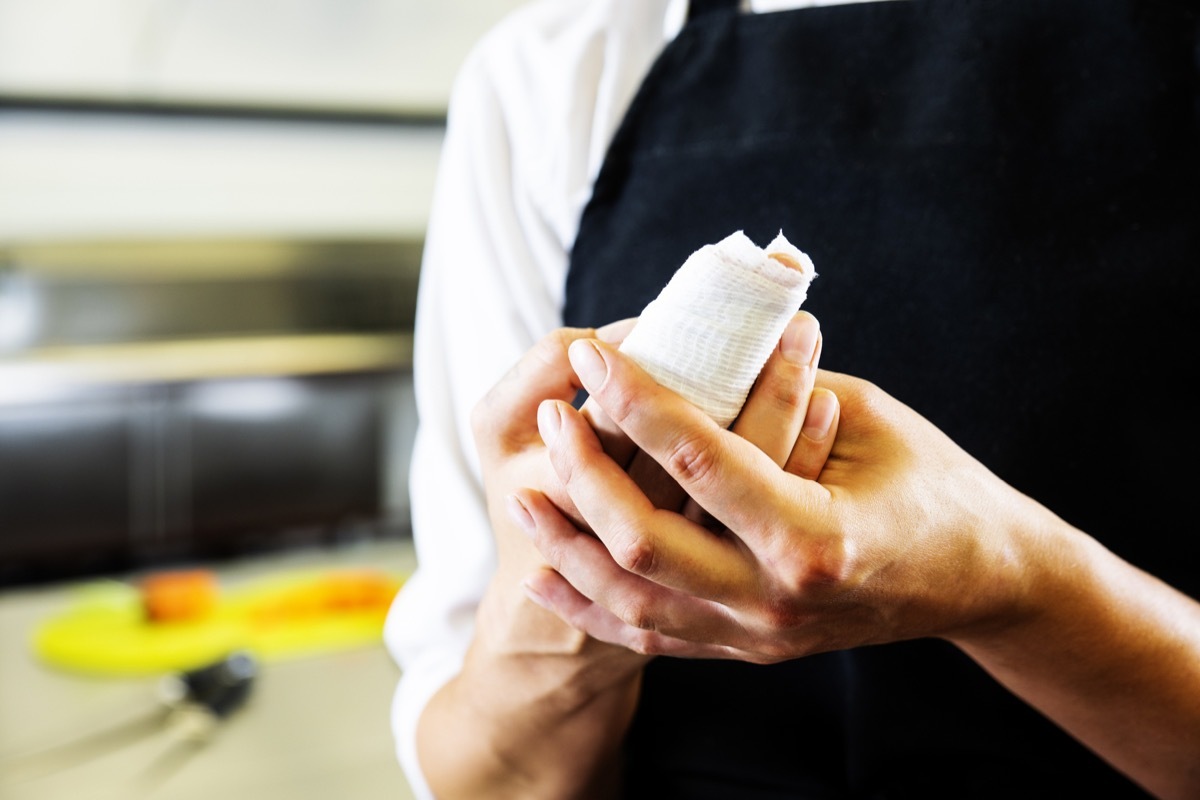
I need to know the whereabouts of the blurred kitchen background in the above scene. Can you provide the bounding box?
[0,0,528,586]
[0,3,527,798]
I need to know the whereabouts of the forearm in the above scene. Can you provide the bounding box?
[416,589,643,800]
[954,514,1200,799]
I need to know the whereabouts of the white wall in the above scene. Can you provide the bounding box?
[0,111,443,242]
[0,0,530,113]
[0,0,530,242]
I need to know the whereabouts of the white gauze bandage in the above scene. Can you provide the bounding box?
[618,230,817,428]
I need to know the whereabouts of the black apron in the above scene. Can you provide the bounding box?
[562,0,1199,797]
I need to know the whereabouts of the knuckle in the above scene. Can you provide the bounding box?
[761,365,809,412]
[665,432,720,491]
[531,326,589,374]
[625,630,657,656]
[806,536,855,587]
[616,596,658,633]
[532,329,570,369]
[852,378,892,426]
[596,378,637,425]
[760,594,806,632]
[613,525,658,577]
[774,533,854,597]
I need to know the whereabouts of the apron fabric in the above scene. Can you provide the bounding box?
[562,0,1199,797]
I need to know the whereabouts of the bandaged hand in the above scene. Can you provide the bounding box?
[473,310,838,659]
[514,344,1049,663]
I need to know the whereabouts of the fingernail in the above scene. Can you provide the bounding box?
[568,340,608,389]
[506,494,534,536]
[537,400,562,445]
[801,389,837,442]
[782,314,820,365]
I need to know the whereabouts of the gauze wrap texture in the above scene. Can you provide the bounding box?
[618,230,817,428]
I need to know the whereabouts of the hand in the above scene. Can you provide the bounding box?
[517,343,1049,662]
[479,311,838,658]
[433,311,842,796]
[469,319,636,657]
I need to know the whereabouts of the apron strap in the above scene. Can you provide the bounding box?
[687,0,740,23]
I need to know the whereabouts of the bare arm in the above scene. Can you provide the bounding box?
[954,528,1200,800]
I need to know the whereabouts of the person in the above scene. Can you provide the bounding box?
[383,0,1200,797]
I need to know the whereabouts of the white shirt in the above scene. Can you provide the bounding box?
[382,1,893,797]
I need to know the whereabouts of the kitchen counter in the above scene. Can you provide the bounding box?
[0,537,419,800]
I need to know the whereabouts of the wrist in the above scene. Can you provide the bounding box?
[945,490,1111,657]
[421,654,640,800]
[433,624,642,800]
[474,572,647,695]
[940,488,1075,646]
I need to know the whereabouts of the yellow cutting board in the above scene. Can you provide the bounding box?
[32,567,407,677]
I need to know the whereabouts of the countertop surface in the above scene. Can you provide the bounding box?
[0,537,419,800]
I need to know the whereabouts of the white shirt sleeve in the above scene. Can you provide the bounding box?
[382,2,674,797]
